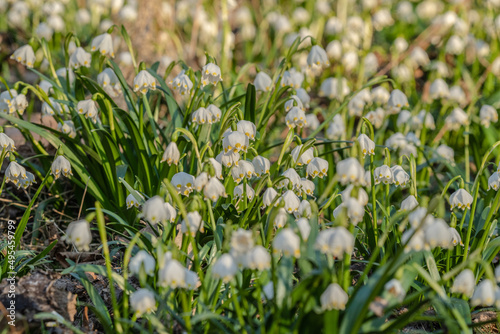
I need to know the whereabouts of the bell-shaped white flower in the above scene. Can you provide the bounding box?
[237,120,256,141]
[337,158,365,185]
[488,172,500,191]
[391,165,410,187]
[129,250,156,276]
[158,259,186,288]
[65,219,92,251]
[374,165,393,185]
[126,193,144,209]
[51,156,73,179]
[295,200,312,219]
[263,188,279,207]
[194,172,208,192]
[445,107,469,130]
[371,86,390,104]
[307,157,329,179]
[449,189,473,210]
[320,283,348,311]
[278,168,301,190]
[285,95,304,112]
[307,45,330,68]
[223,130,248,154]
[77,99,99,123]
[254,72,273,92]
[285,106,307,129]
[212,254,238,282]
[208,158,223,179]
[98,68,122,97]
[281,68,304,88]
[274,208,289,229]
[281,190,301,214]
[161,142,180,165]
[385,279,406,302]
[181,211,204,235]
[344,197,365,225]
[252,156,270,177]
[387,89,409,114]
[291,145,314,166]
[357,134,375,157]
[400,195,418,211]
[301,178,315,196]
[231,160,254,183]
[273,228,301,258]
[0,133,16,156]
[450,269,475,297]
[192,107,213,125]
[41,97,65,116]
[435,144,454,162]
[169,70,193,96]
[296,217,311,241]
[341,185,368,206]
[402,229,426,252]
[11,45,36,68]
[133,70,157,95]
[365,108,385,129]
[315,227,354,259]
[424,218,453,249]
[449,228,463,247]
[247,245,271,270]
[185,269,199,290]
[326,114,345,139]
[234,184,255,201]
[5,161,27,187]
[58,121,77,139]
[69,47,91,69]
[230,229,254,254]
[201,63,222,86]
[171,172,195,196]
[471,279,496,307]
[429,78,450,100]
[480,105,498,128]
[141,196,168,224]
[217,151,240,168]
[204,177,227,201]
[319,77,350,100]
[130,289,156,317]
[91,33,114,57]
[56,68,75,86]
[164,202,177,223]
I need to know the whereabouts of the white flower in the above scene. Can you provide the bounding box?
[374,165,393,185]
[301,178,315,196]
[237,120,257,141]
[385,279,406,302]
[409,46,430,67]
[424,218,453,249]
[165,202,177,222]
[296,200,312,219]
[170,70,193,96]
[449,228,463,247]
[307,157,329,179]
[315,227,354,259]
[429,78,450,100]
[400,195,418,211]
[480,105,498,128]
[130,289,156,317]
[252,156,270,177]
[387,89,409,114]
[273,228,301,258]
[254,72,273,92]
[56,68,75,85]
[234,184,255,201]
[337,158,365,185]
[201,63,222,86]
[51,156,72,179]
[247,246,271,270]
[291,145,314,166]
[133,70,156,95]
[217,151,240,167]
[306,114,319,130]
[341,185,368,206]
[471,280,496,307]
[39,80,53,95]
[161,142,180,165]
[77,99,99,122]
[231,160,254,183]
[488,172,500,191]
[69,47,91,69]
[435,144,454,162]
[319,77,350,100]
[230,229,254,254]
[285,95,304,112]
[320,283,348,311]
[212,254,238,282]
[5,161,27,187]
[278,168,301,190]
[206,104,222,122]
[326,114,345,139]
[391,165,410,187]
[204,177,227,201]
[285,106,307,129]
[402,229,426,252]
[451,269,475,297]
[296,217,311,241]
[192,107,213,124]
[171,172,195,196]
[195,172,208,192]
[97,68,122,97]
[159,259,186,288]
[36,23,54,40]
[445,35,465,55]
[365,108,385,129]
[129,250,156,276]
[326,40,342,60]
[371,86,390,104]
[281,68,304,88]
[207,158,223,179]
[65,219,92,251]
[372,9,394,30]
[223,130,248,154]
[445,108,469,130]
[91,33,114,57]
[307,45,330,68]
[58,121,77,139]
[344,198,365,225]
[126,193,143,209]
[263,188,279,207]
[185,269,199,290]
[449,189,473,210]
[11,45,36,68]
[179,212,203,236]
[141,196,168,224]
[281,190,301,214]
[357,134,375,157]
[0,133,16,156]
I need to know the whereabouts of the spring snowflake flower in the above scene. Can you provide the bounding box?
[192,107,213,124]
[161,142,180,165]
[254,72,273,92]
[126,193,142,209]
[185,269,199,290]
[231,160,254,183]
[387,89,409,114]
[11,45,36,67]
[400,195,418,211]
[206,104,222,122]
[285,106,307,129]
[65,219,92,251]
[307,45,330,68]
[409,47,430,67]
[230,229,254,254]
[181,211,203,235]
[281,190,301,214]
[296,200,312,219]
[252,156,270,177]
[130,289,156,317]
[223,130,249,154]
[424,218,453,249]
[488,172,500,191]
[480,105,498,128]
[307,157,329,179]
[315,227,354,259]
[278,168,301,190]
[326,40,342,60]
[234,184,255,201]
[164,202,177,223]
[201,63,222,86]
[445,107,469,130]
[429,78,449,100]
[435,144,454,162]
[262,188,279,207]
[471,280,496,307]
[365,108,385,129]
[301,178,315,196]
[170,70,193,96]
[374,165,393,185]
[371,86,390,104]
[0,133,16,156]
[449,189,473,210]
[159,259,186,288]
[129,250,156,276]
[217,151,240,167]
[291,145,314,166]
[449,228,463,247]
[41,99,61,116]
[51,156,72,179]
[247,246,271,270]
[237,120,257,141]
[58,121,77,139]
[285,95,304,112]
[402,229,426,252]
[296,217,311,240]
[337,158,365,185]
[273,228,301,258]
[172,172,195,196]
[0,90,28,114]
[97,68,122,97]
[391,165,410,187]
[321,283,348,311]
[451,269,475,297]
[77,99,99,123]
[385,279,406,302]
[91,33,114,57]
[341,185,368,206]
[212,254,238,282]
[69,47,91,69]
[326,114,345,139]
[319,77,350,100]
[204,178,227,201]
[195,172,209,192]
[141,196,168,224]
[133,70,157,95]
[343,198,365,225]
[5,161,27,187]
[274,208,289,229]
[357,134,375,157]
[57,68,76,86]
[281,68,304,88]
